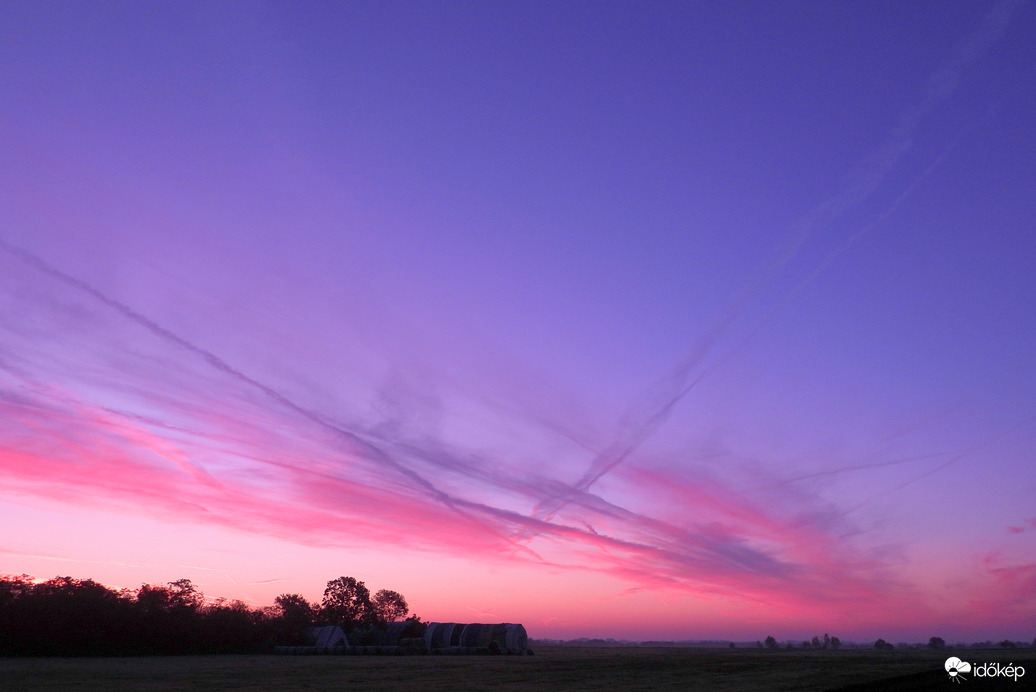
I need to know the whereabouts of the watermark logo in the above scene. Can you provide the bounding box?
[945,656,1026,684]
[945,657,971,683]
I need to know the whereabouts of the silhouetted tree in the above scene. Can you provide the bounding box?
[321,576,373,629]
[998,639,1016,648]
[928,636,946,650]
[22,576,132,655]
[167,578,203,610]
[0,574,33,606]
[802,640,811,649]
[135,579,207,653]
[136,583,173,614]
[875,638,894,650]
[830,636,841,650]
[812,635,822,649]
[764,635,778,649]
[198,599,268,653]
[272,593,316,644]
[822,633,830,650]
[372,589,409,623]
[0,571,415,656]
[276,593,316,626]
[136,579,202,615]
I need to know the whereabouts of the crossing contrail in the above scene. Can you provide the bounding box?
[525,0,1026,530]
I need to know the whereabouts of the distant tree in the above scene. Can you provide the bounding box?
[372,589,409,623]
[875,638,894,650]
[0,574,34,606]
[928,636,946,650]
[276,594,315,624]
[802,640,811,649]
[812,635,822,649]
[1,570,285,656]
[136,583,174,614]
[21,576,132,655]
[273,592,315,642]
[167,578,203,609]
[997,639,1017,648]
[134,580,207,654]
[764,635,778,649]
[823,633,830,650]
[830,636,841,650]
[197,599,265,654]
[321,576,373,628]
[1,570,418,656]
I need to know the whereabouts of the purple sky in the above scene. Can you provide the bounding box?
[1,1,1034,641]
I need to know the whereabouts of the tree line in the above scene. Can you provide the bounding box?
[761,633,841,650]
[0,573,418,656]
[761,634,1033,650]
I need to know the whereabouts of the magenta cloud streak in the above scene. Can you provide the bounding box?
[2,236,1024,636]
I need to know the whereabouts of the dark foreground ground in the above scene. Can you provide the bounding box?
[0,646,1031,691]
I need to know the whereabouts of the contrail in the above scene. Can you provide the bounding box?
[527,0,1026,528]
[0,236,544,559]
[831,414,1036,519]
[0,237,440,493]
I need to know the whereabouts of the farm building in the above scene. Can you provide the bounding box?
[274,625,353,654]
[424,622,530,655]
[308,626,349,648]
[274,621,530,655]
[274,623,424,655]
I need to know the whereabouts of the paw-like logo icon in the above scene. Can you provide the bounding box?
[945,657,971,683]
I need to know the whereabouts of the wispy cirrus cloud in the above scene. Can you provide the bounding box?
[517,0,1028,547]
[3,218,1034,635]
[0,236,924,622]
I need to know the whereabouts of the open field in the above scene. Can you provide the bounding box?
[0,646,1031,691]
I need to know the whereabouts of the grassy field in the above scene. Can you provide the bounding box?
[0,646,1031,691]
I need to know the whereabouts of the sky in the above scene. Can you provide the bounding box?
[1,0,1034,643]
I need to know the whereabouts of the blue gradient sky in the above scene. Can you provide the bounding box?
[1,1,1034,641]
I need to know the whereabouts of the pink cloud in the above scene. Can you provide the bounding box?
[0,238,1029,638]
[960,552,1036,633]
[2,373,917,625]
